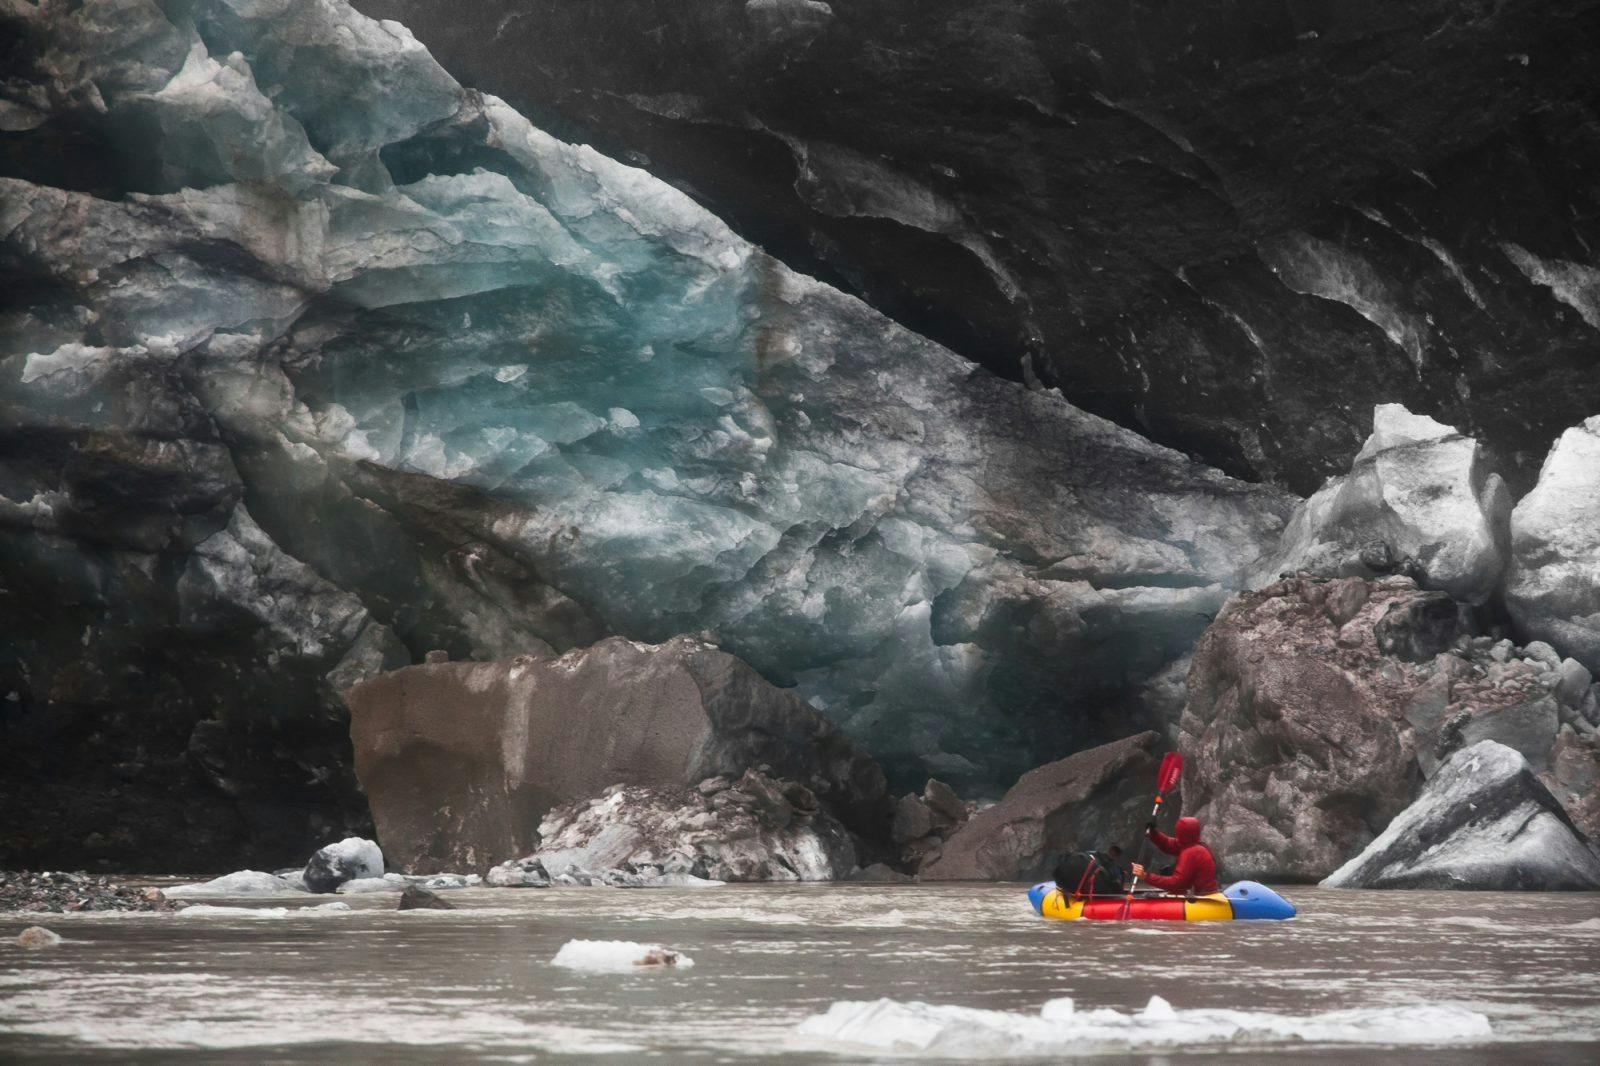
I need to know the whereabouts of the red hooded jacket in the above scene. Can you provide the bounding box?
[1143,816,1220,895]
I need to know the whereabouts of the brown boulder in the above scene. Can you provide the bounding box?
[919,731,1162,881]
[348,636,890,873]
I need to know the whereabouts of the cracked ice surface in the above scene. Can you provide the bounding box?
[0,0,1293,787]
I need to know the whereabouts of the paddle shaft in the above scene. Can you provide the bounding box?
[1123,793,1166,898]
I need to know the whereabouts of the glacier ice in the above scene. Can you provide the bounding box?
[0,0,1294,794]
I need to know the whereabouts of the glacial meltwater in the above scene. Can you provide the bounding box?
[3,885,1597,1063]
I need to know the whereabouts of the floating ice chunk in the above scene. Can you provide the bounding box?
[315,902,351,911]
[304,836,385,893]
[165,870,305,897]
[794,996,1492,1056]
[494,364,528,383]
[178,905,292,918]
[550,940,695,972]
[608,407,640,430]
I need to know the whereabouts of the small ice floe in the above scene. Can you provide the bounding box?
[177,905,292,919]
[164,870,305,898]
[794,994,1492,1056]
[315,902,351,912]
[17,926,61,949]
[550,939,695,972]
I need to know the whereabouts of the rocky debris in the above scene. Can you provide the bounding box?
[349,637,891,873]
[17,926,61,949]
[486,858,552,889]
[1,871,173,913]
[1253,405,1510,604]
[164,870,305,898]
[919,732,1162,881]
[1507,415,1600,672]
[397,885,454,910]
[1322,742,1600,891]
[887,778,974,868]
[1182,575,1600,879]
[523,769,856,883]
[303,837,384,894]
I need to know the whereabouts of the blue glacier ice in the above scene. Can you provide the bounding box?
[0,0,1294,789]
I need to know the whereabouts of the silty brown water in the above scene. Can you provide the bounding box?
[2,883,1597,1062]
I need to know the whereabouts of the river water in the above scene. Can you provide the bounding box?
[2,883,1597,1062]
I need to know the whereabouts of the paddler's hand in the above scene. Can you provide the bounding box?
[1131,863,1146,878]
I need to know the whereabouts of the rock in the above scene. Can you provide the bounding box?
[1554,659,1593,707]
[1180,577,1426,880]
[1253,405,1510,604]
[303,837,384,894]
[1507,416,1600,672]
[1373,591,1475,663]
[919,731,1161,881]
[890,795,935,846]
[397,885,454,910]
[17,926,61,949]
[527,770,856,882]
[165,870,304,898]
[921,779,967,828]
[1438,695,1559,773]
[1544,727,1600,842]
[349,637,890,872]
[851,862,915,884]
[1322,742,1600,890]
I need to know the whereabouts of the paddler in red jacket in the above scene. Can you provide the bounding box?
[1130,815,1220,895]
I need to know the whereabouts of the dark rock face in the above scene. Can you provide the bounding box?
[1323,741,1600,891]
[1182,574,1600,879]
[356,0,1600,492]
[347,637,891,872]
[919,731,1161,881]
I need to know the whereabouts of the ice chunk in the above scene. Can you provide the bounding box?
[550,940,695,972]
[795,996,1491,1056]
[164,871,305,897]
[304,837,384,893]
[178,905,293,918]
[335,877,402,894]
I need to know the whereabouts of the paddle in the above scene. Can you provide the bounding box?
[1118,751,1183,917]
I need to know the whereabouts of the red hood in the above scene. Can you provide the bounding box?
[1175,816,1202,849]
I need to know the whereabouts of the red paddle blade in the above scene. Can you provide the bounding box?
[1156,751,1183,795]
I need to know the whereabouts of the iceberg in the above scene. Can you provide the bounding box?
[0,0,1293,796]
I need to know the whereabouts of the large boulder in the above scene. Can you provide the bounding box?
[918,731,1161,881]
[1252,405,1511,603]
[1507,415,1600,672]
[1322,741,1600,891]
[348,636,891,872]
[528,770,856,882]
[1182,574,1600,880]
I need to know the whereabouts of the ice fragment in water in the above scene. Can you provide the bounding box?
[550,939,695,971]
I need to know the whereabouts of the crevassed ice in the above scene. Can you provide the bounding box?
[0,0,1293,786]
